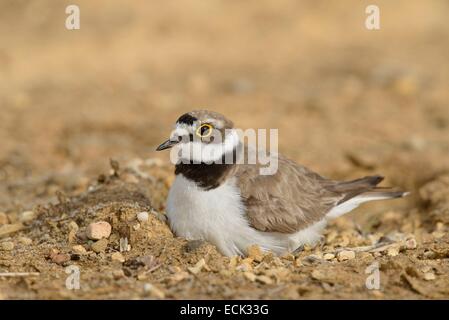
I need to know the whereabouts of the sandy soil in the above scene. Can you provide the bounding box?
[0,0,448,299]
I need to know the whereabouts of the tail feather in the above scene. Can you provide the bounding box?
[326,175,385,204]
[358,190,410,201]
[332,175,384,191]
[324,175,409,219]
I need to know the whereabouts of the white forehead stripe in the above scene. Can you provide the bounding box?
[171,129,240,164]
[172,125,190,138]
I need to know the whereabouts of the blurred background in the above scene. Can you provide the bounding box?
[0,0,448,204]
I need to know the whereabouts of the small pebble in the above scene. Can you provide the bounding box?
[326,230,338,243]
[311,269,325,280]
[393,75,418,96]
[294,258,303,267]
[137,272,149,281]
[76,229,87,241]
[112,269,125,279]
[69,221,79,231]
[0,241,15,251]
[143,283,165,299]
[432,231,445,239]
[405,238,417,249]
[18,237,33,245]
[188,258,207,274]
[19,211,35,223]
[150,209,167,222]
[387,246,400,257]
[281,254,295,262]
[70,254,81,261]
[219,269,233,277]
[91,238,108,253]
[169,266,182,273]
[247,245,263,262]
[68,229,77,243]
[86,221,112,240]
[229,256,239,269]
[137,211,149,223]
[49,248,59,255]
[256,275,273,285]
[51,253,71,265]
[265,267,289,280]
[72,245,87,255]
[111,252,125,263]
[123,174,139,184]
[0,223,23,237]
[271,257,284,267]
[337,250,355,261]
[236,258,253,272]
[421,266,432,273]
[303,254,322,263]
[132,223,141,231]
[184,240,205,252]
[119,237,130,252]
[423,272,436,281]
[243,271,256,282]
[371,290,384,298]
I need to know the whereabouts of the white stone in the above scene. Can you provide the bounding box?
[337,250,355,261]
[423,272,436,281]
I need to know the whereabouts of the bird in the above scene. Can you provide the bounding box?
[156,110,408,257]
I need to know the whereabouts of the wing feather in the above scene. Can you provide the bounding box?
[236,153,386,233]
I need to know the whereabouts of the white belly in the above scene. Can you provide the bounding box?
[166,174,326,257]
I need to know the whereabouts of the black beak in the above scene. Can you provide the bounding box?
[156,138,178,151]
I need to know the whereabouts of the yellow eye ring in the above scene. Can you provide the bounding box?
[195,123,213,138]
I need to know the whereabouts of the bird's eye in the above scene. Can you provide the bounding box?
[196,123,213,138]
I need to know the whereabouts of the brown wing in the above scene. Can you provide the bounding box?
[235,153,385,233]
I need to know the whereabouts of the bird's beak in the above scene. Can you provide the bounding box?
[156,138,178,151]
